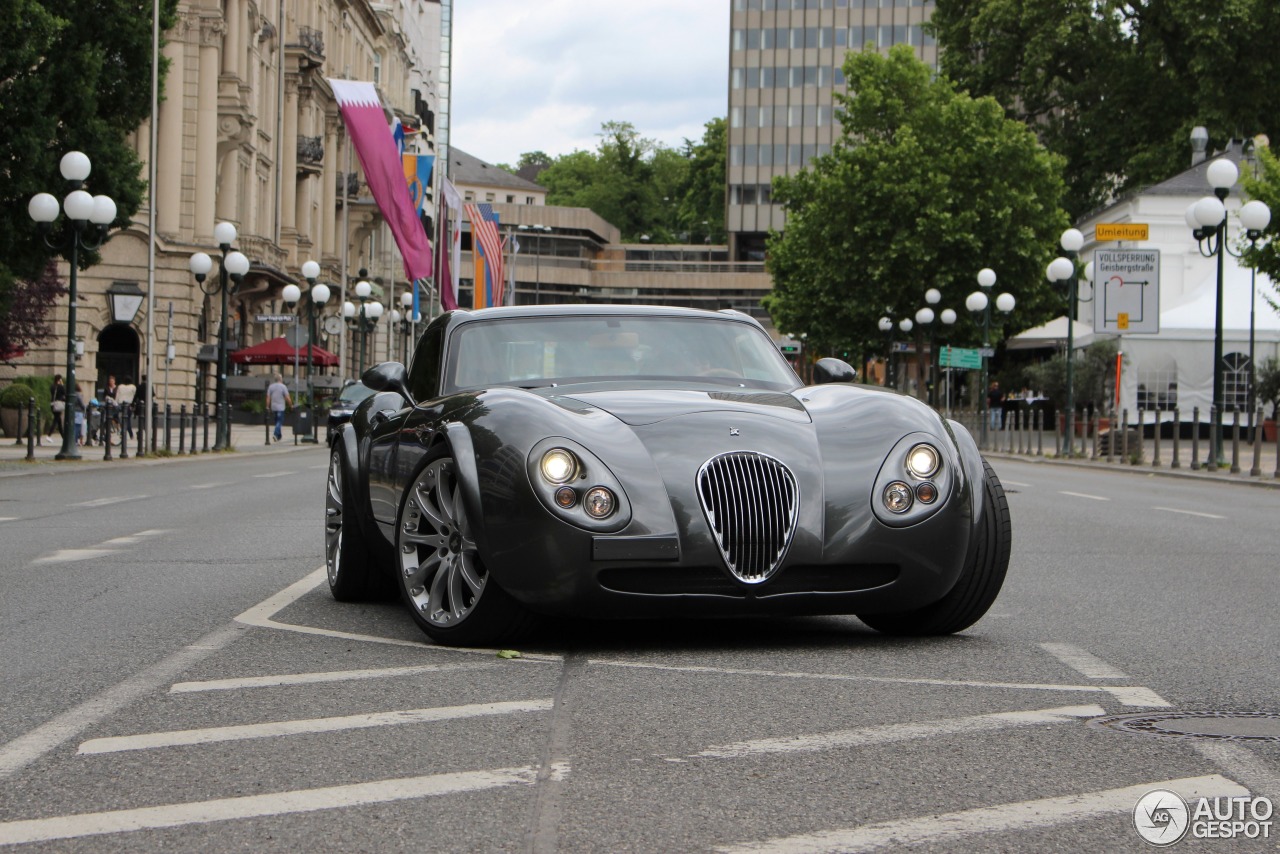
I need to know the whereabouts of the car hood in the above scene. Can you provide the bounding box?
[549,388,812,426]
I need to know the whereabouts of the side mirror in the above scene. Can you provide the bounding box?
[812,357,857,385]
[361,361,415,406]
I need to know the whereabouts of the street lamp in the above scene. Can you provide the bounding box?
[283,262,329,444]
[189,222,248,451]
[915,305,935,404]
[1044,229,1083,456]
[878,316,893,387]
[1188,167,1270,462]
[346,280,383,375]
[29,152,118,460]
[967,268,1015,446]
[398,290,420,363]
[938,308,957,414]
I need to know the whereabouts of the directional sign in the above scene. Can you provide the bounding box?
[1096,223,1149,241]
[1093,249,1160,334]
[940,346,983,369]
[255,313,296,323]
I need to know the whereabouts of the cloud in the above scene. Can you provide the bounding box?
[452,0,728,165]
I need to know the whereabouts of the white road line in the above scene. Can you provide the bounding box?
[32,549,115,564]
[590,659,1170,707]
[1059,491,1109,501]
[0,624,248,780]
[170,662,499,693]
[688,705,1104,760]
[77,699,554,755]
[1154,506,1226,519]
[0,517,17,523]
[0,764,556,846]
[1194,741,1280,801]
[1040,643,1129,680]
[70,495,149,507]
[1000,479,1031,487]
[715,775,1247,854]
[252,471,296,478]
[188,482,232,490]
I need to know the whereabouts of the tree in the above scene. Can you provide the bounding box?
[763,45,1069,363]
[1240,142,1280,314]
[676,118,727,245]
[932,0,1280,219]
[0,0,178,356]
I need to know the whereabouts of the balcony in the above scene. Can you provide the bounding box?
[297,135,324,166]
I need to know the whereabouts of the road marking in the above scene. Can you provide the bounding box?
[1040,643,1129,679]
[70,495,149,507]
[78,699,554,755]
[1000,479,1031,487]
[686,705,1104,760]
[252,471,296,478]
[188,482,232,490]
[32,549,115,564]
[102,530,166,547]
[715,774,1247,853]
[1059,491,1109,501]
[1195,741,1280,801]
[0,517,17,523]
[590,660,1170,707]
[0,764,563,846]
[169,662,499,693]
[0,624,248,780]
[235,567,564,660]
[1154,506,1225,520]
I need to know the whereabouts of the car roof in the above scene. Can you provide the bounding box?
[433,303,764,331]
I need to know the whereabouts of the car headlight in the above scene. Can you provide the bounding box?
[540,448,578,483]
[583,487,616,519]
[883,481,913,513]
[905,443,940,479]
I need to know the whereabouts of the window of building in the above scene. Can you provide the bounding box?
[731,106,743,128]
[485,192,495,202]
[761,67,775,87]
[506,195,515,203]
[733,29,745,51]
[526,197,535,205]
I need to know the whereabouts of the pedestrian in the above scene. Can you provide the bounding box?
[51,374,66,437]
[265,373,292,443]
[101,375,117,444]
[987,381,1003,430]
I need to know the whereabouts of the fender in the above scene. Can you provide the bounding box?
[440,421,490,546]
[947,418,985,528]
[334,421,377,543]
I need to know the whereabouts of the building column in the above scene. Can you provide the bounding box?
[281,74,299,232]
[195,17,224,239]
[221,0,240,77]
[157,28,187,235]
[322,113,340,256]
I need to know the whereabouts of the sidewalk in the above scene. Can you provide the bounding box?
[0,420,323,476]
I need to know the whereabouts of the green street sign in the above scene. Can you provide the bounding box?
[940,346,982,369]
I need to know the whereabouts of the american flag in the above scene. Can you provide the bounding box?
[465,203,505,306]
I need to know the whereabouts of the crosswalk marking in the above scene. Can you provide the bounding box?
[32,549,115,564]
[77,699,554,755]
[0,765,561,846]
[687,705,1104,761]
[169,662,500,693]
[1040,643,1129,679]
[715,775,1248,853]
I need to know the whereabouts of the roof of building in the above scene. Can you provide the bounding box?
[449,147,546,193]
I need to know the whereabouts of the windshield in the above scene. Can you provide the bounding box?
[444,315,800,393]
[335,383,376,407]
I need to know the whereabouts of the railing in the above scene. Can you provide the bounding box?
[293,26,324,57]
[297,135,324,165]
[337,172,361,198]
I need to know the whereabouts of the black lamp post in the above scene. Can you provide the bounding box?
[1187,160,1271,464]
[967,268,1015,448]
[396,290,420,363]
[284,262,329,444]
[28,151,118,461]
[1045,229,1083,457]
[189,224,248,451]
[344,279,383,376]
[878,316,893,387]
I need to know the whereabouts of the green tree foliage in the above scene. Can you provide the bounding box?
[1024,339,1120,411]
[676,118,727,245]
[1240,143,1280,314]
[932,0,1280,219]
[763,46,1069,362]
[0,0,178,356]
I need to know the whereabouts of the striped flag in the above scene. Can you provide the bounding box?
[465,203,504,307]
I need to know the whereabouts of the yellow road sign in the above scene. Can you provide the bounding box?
[1096,223,1149,241]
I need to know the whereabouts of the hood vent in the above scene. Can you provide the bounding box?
[696,451,798,583]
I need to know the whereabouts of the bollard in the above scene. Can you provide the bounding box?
[119,401,129,460]
[1230,410,1241,474]
[151,401,159,455]
[178,404,186,454]
[1274,414,1280,479]
[1079,409,1088,458]
[203,404,210,452]
[1206,405,1219,470]
[264,408,271,446]
[1105,407,1115,464]
[1035,409,1043,456]
[164,403,172,452]
[188,407,198,454]
[1121,409,1130,463]
[26,396,35,460]
[1251,407,1262,477]
[103,400,113,461]
[1152,409,1161,467]
[1092,410,1101,460]
[136,407,144,457]
[1171,408,1180,469]
[1190,406,1201,470]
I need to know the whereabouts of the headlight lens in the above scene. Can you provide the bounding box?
[883,481,913,513]
[583,487,616,518]
[915,482,938,504]
[905,443,940,479]
[540,448,578,483]
[554,486,577,508]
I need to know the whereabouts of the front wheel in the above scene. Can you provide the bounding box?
[325,447,387,601]
[858,459,1011,636]
[396,446,538,646]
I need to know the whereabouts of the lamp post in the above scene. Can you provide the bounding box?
[878,316,893,387]
[967,268,1015,447]
[345,279,383,375]
[915,305,935,404]
[897,318,914,393]
[939,307,957,415]
[28,152,118,461]
[189,222,248,451]
[1187,169,1270,460]
[399,290,421,363]
[1043,230,1082,456]
[284,264,329,444]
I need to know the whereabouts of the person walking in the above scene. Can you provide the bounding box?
[987,381,1004,431]
[265,373,292,443]
[51,374,67,437]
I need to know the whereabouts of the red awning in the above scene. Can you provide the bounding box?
[228,337,338,366]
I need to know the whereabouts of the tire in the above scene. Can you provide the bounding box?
[396,445,538,646]
[859,459,1011,636]
[325,447,386,601]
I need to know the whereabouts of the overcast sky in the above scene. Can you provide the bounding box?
[450,1,730,167]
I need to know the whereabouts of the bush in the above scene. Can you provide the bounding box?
[0,383,35,408]
[1257,357,1280,419]
[239,399,265,414]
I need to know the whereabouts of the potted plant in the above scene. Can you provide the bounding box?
[0,382,35,439]
[1257,357,1280,442]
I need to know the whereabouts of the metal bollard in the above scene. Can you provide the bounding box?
[26,396,35,460]
[1092,410,1101,460]
[136,408,144,457]
[1152,409,1161,467]
[164,403,172,452]
[265,408,271,445]
[1121,409,1130,462]
[103,400,112,461]
[1035,409,1043,456]
[203,404,210,452]
[1190,406,1201,470]
[1251,407,1262,477]
[1230,410,1241,474]
[1105,407,1115,464]
[188,408,197,454]
[1171,408,1180,469]
[1206,405,1219,471]
[178,404,186,454]
[151,401,160,455]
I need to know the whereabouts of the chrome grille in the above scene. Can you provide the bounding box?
[696,451,798,583]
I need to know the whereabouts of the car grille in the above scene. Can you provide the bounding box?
[696,451,798,583]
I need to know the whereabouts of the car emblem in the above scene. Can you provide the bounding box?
[729,427,740,437]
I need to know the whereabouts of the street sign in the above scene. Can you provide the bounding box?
[1095,223,1149,241]
[940,346,983,369]
[1093,249,1160,334]
[255,313,296,323]
[284,327,311,348]
[978,347,995,358]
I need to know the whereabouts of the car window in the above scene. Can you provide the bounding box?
[444,316,800,392]
[337,383,376,406]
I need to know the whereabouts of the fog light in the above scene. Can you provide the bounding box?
[883,481,913,514]
[583,487,615,518]
[905,443,940,478]
[554,486,577,508]
[915,482,938,504]
[540,448,578,483]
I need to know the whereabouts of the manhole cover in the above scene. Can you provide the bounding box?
[1091,711,1280,742]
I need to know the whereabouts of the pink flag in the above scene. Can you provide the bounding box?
[329,80,432,282]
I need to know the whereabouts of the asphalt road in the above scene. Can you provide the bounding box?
[0,451,1277,852]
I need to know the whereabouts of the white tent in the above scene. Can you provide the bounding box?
[1007,316,1100,351]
